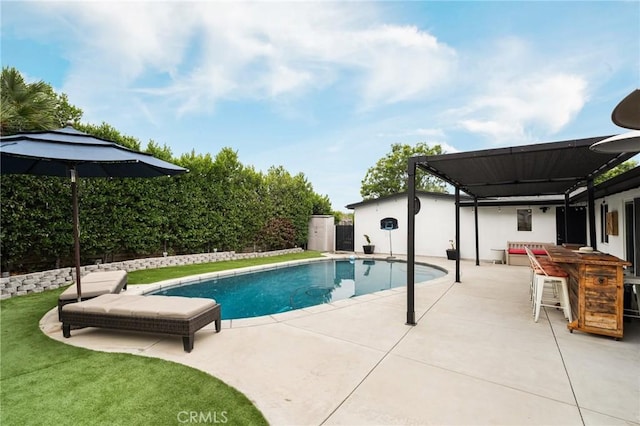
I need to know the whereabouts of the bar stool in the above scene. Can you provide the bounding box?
[525,247,572,322]
[623,274,640,318]
[525,247,557,306]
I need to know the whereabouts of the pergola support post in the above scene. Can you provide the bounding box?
[474,197,479,266]
[588,179,597,250]
[564,193,570,246]
[455,186,461,282]
[406,157,417,325]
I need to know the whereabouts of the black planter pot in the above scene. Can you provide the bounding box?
[446,249,457,260]
[363,245,375,255]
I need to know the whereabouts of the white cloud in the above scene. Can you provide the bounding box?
[351,25,457,107]
[460,118,525,141]
[5,2,609,153]
[449,37,589,144]
[457,73,588,143]
[5,1,634,211]
[14,2,457,122]
[66,3,193,78]
[439,143,460,154]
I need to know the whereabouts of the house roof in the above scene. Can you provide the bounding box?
[571,164,640,203]
[414,136,638,199]
[345,190,472,209]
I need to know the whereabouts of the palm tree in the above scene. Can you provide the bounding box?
[1,67,58,135]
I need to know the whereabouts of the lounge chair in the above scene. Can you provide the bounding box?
[60,294,221,352]
[58,270,128,321]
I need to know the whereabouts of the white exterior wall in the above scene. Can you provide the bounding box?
[354,196,410,256]
[354,194,557,261]
[463,205,557,260]
[595,187,640,261]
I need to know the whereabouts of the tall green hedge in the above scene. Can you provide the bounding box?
[1,147,332,273]
[0,70,333,273]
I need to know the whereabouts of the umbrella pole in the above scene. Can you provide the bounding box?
[71,167,82,302]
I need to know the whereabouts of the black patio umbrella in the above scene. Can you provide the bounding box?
[0,125,187,300]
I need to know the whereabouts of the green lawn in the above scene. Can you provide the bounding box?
[1,251,324,425]
[128,250,324,284]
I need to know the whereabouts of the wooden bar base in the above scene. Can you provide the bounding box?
[544,245,630,339]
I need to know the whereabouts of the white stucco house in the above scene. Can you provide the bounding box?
[347,166,640,271]
[348,191,557,261]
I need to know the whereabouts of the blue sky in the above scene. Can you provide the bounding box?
[2,1,639,211]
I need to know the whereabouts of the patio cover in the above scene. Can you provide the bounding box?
[413,136,636,199]
[405,135,639,325]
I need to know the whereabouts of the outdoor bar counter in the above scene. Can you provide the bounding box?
[544,244,631,339]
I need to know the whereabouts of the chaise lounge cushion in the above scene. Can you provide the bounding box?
[59,270,127,301]
[63,294,217,319]
[60,294,221,352]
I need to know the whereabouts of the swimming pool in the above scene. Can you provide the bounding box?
[150,259,446,320]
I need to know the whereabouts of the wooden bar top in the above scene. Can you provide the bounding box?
[544,244,631,266]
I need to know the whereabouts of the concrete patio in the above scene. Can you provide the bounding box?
[41,256,640,425]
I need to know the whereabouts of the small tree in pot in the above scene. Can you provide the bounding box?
[446,239,457,260]
[363,234,375,254]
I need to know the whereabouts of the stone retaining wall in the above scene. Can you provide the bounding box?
[0,248,303,300]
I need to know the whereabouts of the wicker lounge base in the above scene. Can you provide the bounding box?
[61,294,221,352]
[58,270,128,321]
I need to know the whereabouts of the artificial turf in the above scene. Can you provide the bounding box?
[127,250,324,284]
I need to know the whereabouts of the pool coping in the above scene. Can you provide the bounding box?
[39,256,640,425]
[126,253,450,329]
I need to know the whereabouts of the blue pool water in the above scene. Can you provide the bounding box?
[151,259,445,320]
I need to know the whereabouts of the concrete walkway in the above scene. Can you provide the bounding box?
[41,256,640,425]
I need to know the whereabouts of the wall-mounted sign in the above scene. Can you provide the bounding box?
[606,211,619,236]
